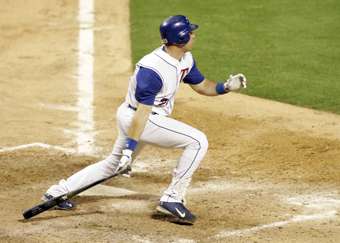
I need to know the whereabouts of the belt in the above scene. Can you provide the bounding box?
[128,104,137,111]
[128,104,158,115]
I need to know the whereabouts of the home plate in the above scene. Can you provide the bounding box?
[79,184,137,197]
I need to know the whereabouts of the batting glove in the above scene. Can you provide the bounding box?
[116,149,133,174]
[116,137,138,174]
[224,73,247,91]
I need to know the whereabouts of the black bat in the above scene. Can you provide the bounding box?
[22,169,127,219]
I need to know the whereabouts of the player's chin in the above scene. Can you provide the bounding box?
[184,44,194,52]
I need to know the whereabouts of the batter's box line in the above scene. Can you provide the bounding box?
[0,142,76,154]
[212,210,337,239]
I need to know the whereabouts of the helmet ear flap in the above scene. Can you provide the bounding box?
[177,30,190,44]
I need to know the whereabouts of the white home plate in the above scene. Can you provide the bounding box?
[79,184,137,197]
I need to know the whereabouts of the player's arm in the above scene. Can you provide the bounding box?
[184,61,246,96]
[127,103,152,141]
[189,78,221,96]
[116,67,162,173]
[190,74,247,96]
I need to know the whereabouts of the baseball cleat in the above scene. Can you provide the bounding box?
[156,201,196,225]
[42,193,75,210]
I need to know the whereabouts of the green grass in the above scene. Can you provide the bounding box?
[130,0,340,114]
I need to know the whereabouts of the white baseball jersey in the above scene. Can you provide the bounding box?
[125,45,204,116]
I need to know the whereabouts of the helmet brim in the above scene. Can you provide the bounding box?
[190,24,199,31]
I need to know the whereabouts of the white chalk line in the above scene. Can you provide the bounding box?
[75,0,96,155]
[215,210,336,238]
[0,143,75,154]
[286,193,340,210]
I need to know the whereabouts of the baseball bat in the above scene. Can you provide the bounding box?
[23,172,120,219]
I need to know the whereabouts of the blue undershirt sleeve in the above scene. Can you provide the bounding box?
[135,67,163,105]
[183,60,205,85]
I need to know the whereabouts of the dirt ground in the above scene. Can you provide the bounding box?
[1,1,340,242]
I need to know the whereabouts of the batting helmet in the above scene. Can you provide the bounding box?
[160,15,199,45]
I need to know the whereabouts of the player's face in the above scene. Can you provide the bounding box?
[183,32,196,52]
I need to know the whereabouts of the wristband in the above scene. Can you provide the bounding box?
[216,82,227,94]
[125,138,138,151]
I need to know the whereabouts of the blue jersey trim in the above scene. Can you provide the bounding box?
[135,67,163,106]
[183,60,205,84]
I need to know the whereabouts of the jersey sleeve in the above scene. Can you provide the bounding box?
[135,67,163,105]
[183,60,205,85]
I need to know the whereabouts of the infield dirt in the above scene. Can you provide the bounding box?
[1,1,340,242]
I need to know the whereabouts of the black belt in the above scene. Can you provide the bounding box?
[128,104,137,111]
[128,104,158,115]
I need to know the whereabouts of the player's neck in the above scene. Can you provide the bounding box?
[164,45,185,60]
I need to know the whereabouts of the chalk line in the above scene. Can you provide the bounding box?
[76,0,96,155]
[215,210,336,238]
[0,143,75,154]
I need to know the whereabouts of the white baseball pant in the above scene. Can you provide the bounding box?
[46,102,208,202]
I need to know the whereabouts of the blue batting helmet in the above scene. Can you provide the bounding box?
[160,15,198,45]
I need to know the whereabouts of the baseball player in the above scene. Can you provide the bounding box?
[42,15,247,225]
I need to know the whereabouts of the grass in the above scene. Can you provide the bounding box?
[130,0,340,114]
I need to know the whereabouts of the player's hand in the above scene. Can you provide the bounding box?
[116,149,133,174]
[224,73,247,91]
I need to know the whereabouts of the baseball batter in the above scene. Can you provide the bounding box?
[43,15,247,225]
